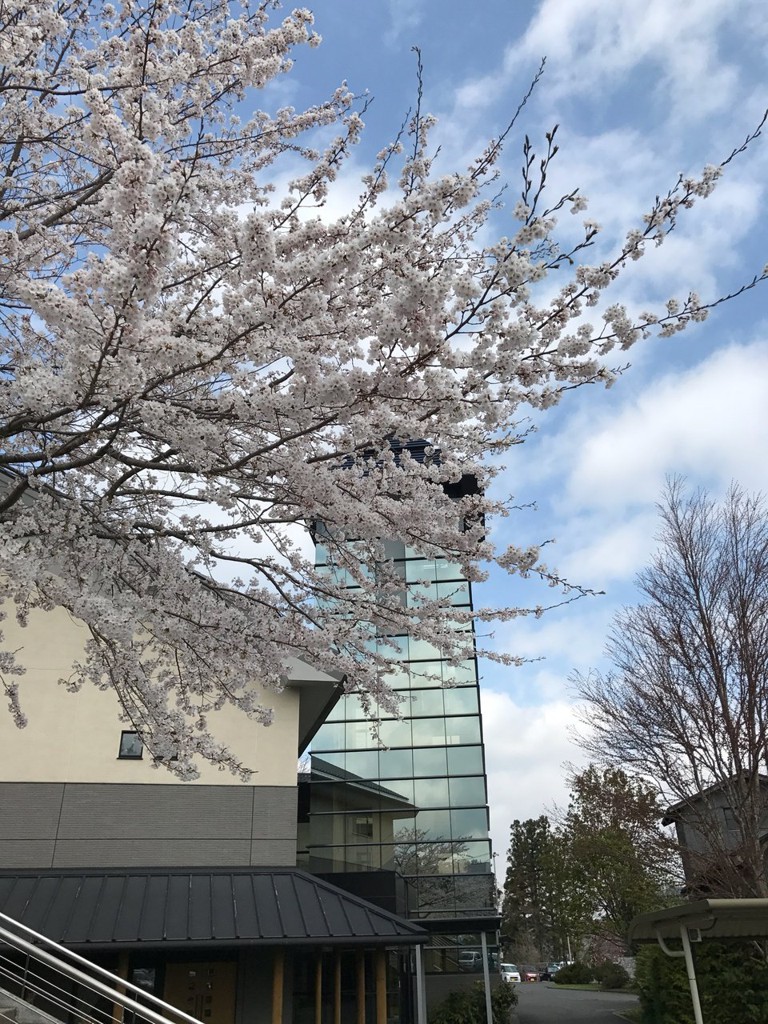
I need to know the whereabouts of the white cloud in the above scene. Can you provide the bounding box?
[562,339,768,509]
[480,689,590,875]
[384,0,425,47]
[455,0,756,124]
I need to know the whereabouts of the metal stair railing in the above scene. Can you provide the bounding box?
[0,909,203,1024]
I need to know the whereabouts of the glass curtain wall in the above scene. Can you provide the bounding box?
[300,538,497,970]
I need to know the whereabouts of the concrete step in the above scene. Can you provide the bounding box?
[0,990,62,1024]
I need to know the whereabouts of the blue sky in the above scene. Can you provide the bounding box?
[278,0,768,870]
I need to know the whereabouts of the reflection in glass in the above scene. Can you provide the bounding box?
[411,717,447,746]
[413,809,451,837]
[444,717,481,745]
[449,776,487,805]
[443,688,478,714]
[413,747,447,777]
[378,748,414,778]
[451,808,488,839]
[313,721,345,751]
[414,777,450,807]
[344,750,379,778]
[446,746,484,775]
[407,689,445,716]
[456,841,492,872]
[377,718,413,747]
[441,660,477,685]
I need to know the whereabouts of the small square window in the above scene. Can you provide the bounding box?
[118,731,143,759]
[352,816,374,838]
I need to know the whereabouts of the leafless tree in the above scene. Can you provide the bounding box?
[575,479,768,898]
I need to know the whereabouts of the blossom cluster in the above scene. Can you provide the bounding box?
[0,0,764,776]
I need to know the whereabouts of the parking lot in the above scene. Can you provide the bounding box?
[514,981,639,1023]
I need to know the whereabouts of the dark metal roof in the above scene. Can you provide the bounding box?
[0,868,426,949]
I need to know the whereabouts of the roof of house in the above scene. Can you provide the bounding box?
[661,773,768,825]
[0,867,427,949]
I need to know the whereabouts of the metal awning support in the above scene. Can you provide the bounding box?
[480,931,492,1024]
[629,899,768,1024]
[652,925,704,1024]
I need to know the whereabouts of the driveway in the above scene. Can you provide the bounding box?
[514,981,639,1023]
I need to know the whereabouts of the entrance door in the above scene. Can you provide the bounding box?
[163,962,237,1024]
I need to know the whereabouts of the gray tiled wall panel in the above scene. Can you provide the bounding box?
[249,839,296,866]
[0,784,64,839]
[0,841,56,869]
[0,783,299,870]
[57,785,254,840]
[251,788,297,837]
[51,839,253,868]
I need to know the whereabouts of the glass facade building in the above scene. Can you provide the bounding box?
[297,535,497,975]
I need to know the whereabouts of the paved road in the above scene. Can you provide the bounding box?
[514,981,639,1023]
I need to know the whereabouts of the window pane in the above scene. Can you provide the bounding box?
[344,750,379,779]
[412,717,447,746]
[414,809,451,839]
[380,779,415,803]
[313,721,346,750]
[377,719,412,747]
[442,661,477,685]
[413,747,447,776]
[454,875,495,910]
[335,693,372,721]
[412,876,456,912]
[403,662,444,688]
[405,560,437,584]
[443,688,478,714]
[118,732,143,759]
[313,751,345,772]
[408,840,454,876]
[408,689,445,716]
[435,560,463,581]
[310,782,374,814]
[436,581,470,605]
[451,808,488,839]
[378,748,414,778]
[345,721,376,749]
[444,717,481,745]
[414,777,450,807]
[407,637,443,660]
[449,776,486,805]
[406,583,436,608]
[455,841,492,873]
[447,746,484,775]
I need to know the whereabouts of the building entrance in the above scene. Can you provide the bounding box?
[164,961,237,1024]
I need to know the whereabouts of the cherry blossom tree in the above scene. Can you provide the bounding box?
[1,0,765,777]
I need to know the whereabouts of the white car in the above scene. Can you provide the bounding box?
[500,963,521,984]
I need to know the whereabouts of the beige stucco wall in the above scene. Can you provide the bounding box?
[0,602,300,787]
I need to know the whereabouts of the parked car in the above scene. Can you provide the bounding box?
[458,950,484,972]
[522,967,540,982]
[540,962,563,981]
[500,963,521,984]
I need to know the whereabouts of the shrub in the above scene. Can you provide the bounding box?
[553,961,594,985]
[635,941,768,1024]
[429,981,517,1024]
[593,962,630,990]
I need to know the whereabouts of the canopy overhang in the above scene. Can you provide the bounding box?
[629,900,768,1024]
[629,898,768,943]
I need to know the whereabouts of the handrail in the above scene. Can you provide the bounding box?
[0,910,203,1024]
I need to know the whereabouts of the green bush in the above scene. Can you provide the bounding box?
[635,941,768,1024]
[553,961,594,985]
[428,980,517,1024]
[593,961,630,990]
